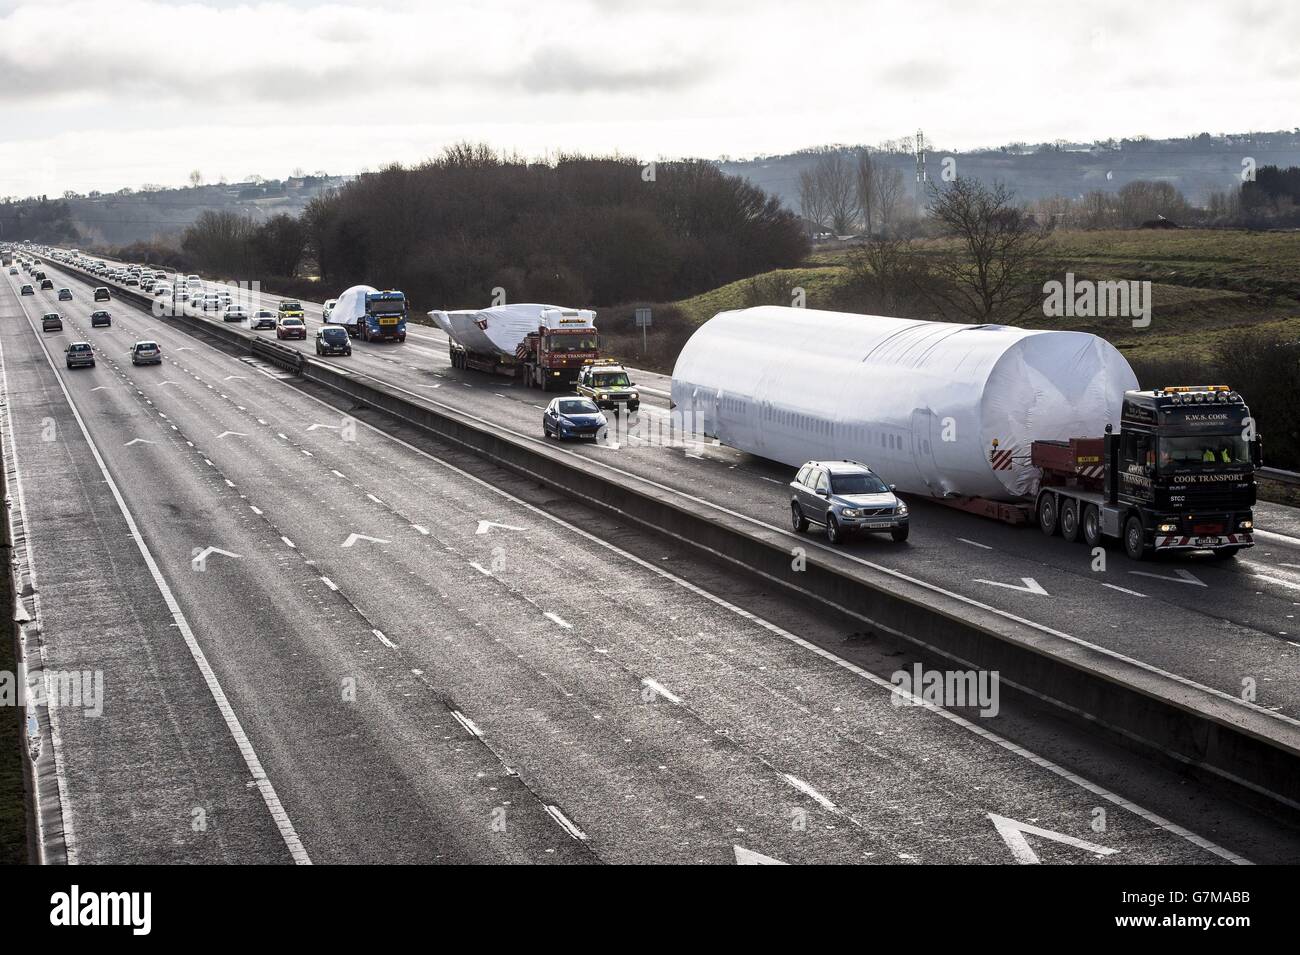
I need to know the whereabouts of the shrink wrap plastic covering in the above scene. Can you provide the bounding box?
[428,304,594,359]
[327,285,378,326]
[670,306,1138,500]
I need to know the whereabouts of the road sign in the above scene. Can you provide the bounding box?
[634,307,651,353]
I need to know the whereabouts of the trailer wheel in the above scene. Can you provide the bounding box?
[1082,505,1103,548]
[1124,515,1149,561]
[1060,498,1080,542]
[1036,492,1059,536]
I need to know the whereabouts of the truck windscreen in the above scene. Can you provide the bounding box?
[368,297,405,315]
[1159,434,1249,468]
[550,335,598,352]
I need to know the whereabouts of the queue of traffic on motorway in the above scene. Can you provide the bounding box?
[6,242,1267,559]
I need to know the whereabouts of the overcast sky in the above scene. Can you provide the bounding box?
[1,0,1297,195]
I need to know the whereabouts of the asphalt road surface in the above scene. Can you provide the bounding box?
[7,263,1299,864]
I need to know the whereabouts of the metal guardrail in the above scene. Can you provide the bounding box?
[1259,467,1300,487]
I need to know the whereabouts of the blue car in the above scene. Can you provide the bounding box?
[542,397,607,441]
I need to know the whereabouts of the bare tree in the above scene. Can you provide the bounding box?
[818,151,859,235]
[188,169,203,188]
[855,150,876,235]
[925,177,1053,321]
[875,166,907,235]
[798,167,829,232]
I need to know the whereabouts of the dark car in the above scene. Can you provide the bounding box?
[20,284,34,295]
[93,287,111,302]
[789,460,909,544]
[41,312,63,332]
[39,278,54,290]
[542,397,607,441]
[57,288,73,301]
[65,342,95,369]
[315,326,352,356]
[90,310,112,328]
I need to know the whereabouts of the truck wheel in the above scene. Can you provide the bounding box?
[791,502,809,533]
[1124,515,1149,561]
[1037,492,1058,536]
[1082,505,1103,548]
[1060,499,1080,542]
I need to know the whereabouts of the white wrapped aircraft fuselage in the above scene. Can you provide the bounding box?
[428,304,596,359]
[670,306,1139,501]
[327,284,378,328]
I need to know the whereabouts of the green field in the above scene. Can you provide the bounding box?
[666,229,1300,366]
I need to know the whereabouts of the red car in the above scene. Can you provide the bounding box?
[276,317,307,340]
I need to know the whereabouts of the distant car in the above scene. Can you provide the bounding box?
[57,287,73,301]
[251,309,277,330]
[315,325,352,356]
[575,360,640,412]
[154,284,171,298]
[130,341,162,365]
[222,305,249,323]
[93,287,110,302]
[277,300,305,320]
[6,267,15,275]
[90,309,112,328]
[322,298,338,321]
[39,278,54,290]
[41,312,63,332]
[20,284,34,295]
[542,396,607,441]
[276,316,306,340]
[65,342,95,369]
[789,460,909,544]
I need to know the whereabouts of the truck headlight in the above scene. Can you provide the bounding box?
[1239,519,1253,530]
[1158,522,1178,533]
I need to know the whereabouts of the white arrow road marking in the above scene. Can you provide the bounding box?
[156,380,179,387]
[307,423,340,431]
[476,520,525,535]
[341,533,390,548]
[988,813,1118,864]
[973,577,1049,595]
[958,538,994,550]
[90,386,108,392]
[640,677,681,704]
[1129,569,1205,587]
[734,845,788,865]
[216,431,247,439]
[1102,583,1148,598]
[123,438,154,446]
[223,375,246,380]
[176,347,194,351]
[191,546,241,568]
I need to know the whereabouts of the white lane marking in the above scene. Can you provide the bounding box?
[281,536,296,549]
[544,611,573,630]
[366,493,385,505]
[1250,574,1300,592]
[476,520,525,535]
[320,576,338,591]
[974,577,1049,596]
[640,677,681,704]
[411,524,430,535]
[248,334,1256,863]
[988,813,1118,864]
[276,432,288,440]
[545,805,587,841]
[342,533,389,548]
[469,561,492,576]
[123,438,154,446]
[372,629,398,650]
[301,449,313,457]
[331,469,346,478]
[958,538,994,550]
[217,431,247,439]
[8,304,312,864]
[1254,528,1300,545]
[782,773,837,811]
[224,479,236,488]
[306,423,339,431]
[734,845,788,865]
[451,710,483,739]
[1102,583,1148,598]
[1129,569,1206,587]
[250,505,263,515]
[203,459,215,467]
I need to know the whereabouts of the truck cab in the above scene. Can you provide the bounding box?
[1033,385,1258,560]
[359,290,407,343]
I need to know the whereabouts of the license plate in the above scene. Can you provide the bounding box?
[865,521,893,529]
[1194,536,1220,546]
[379,318,397,325]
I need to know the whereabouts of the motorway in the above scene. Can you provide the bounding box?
[7,259,1300,864]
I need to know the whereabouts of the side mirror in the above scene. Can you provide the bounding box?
[816,489,829,497]
[888,484,896,491]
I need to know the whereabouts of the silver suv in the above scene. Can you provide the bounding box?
[789,460,909,544]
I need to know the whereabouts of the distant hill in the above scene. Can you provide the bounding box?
[61,175,350,247]
[718,130,1300,211]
